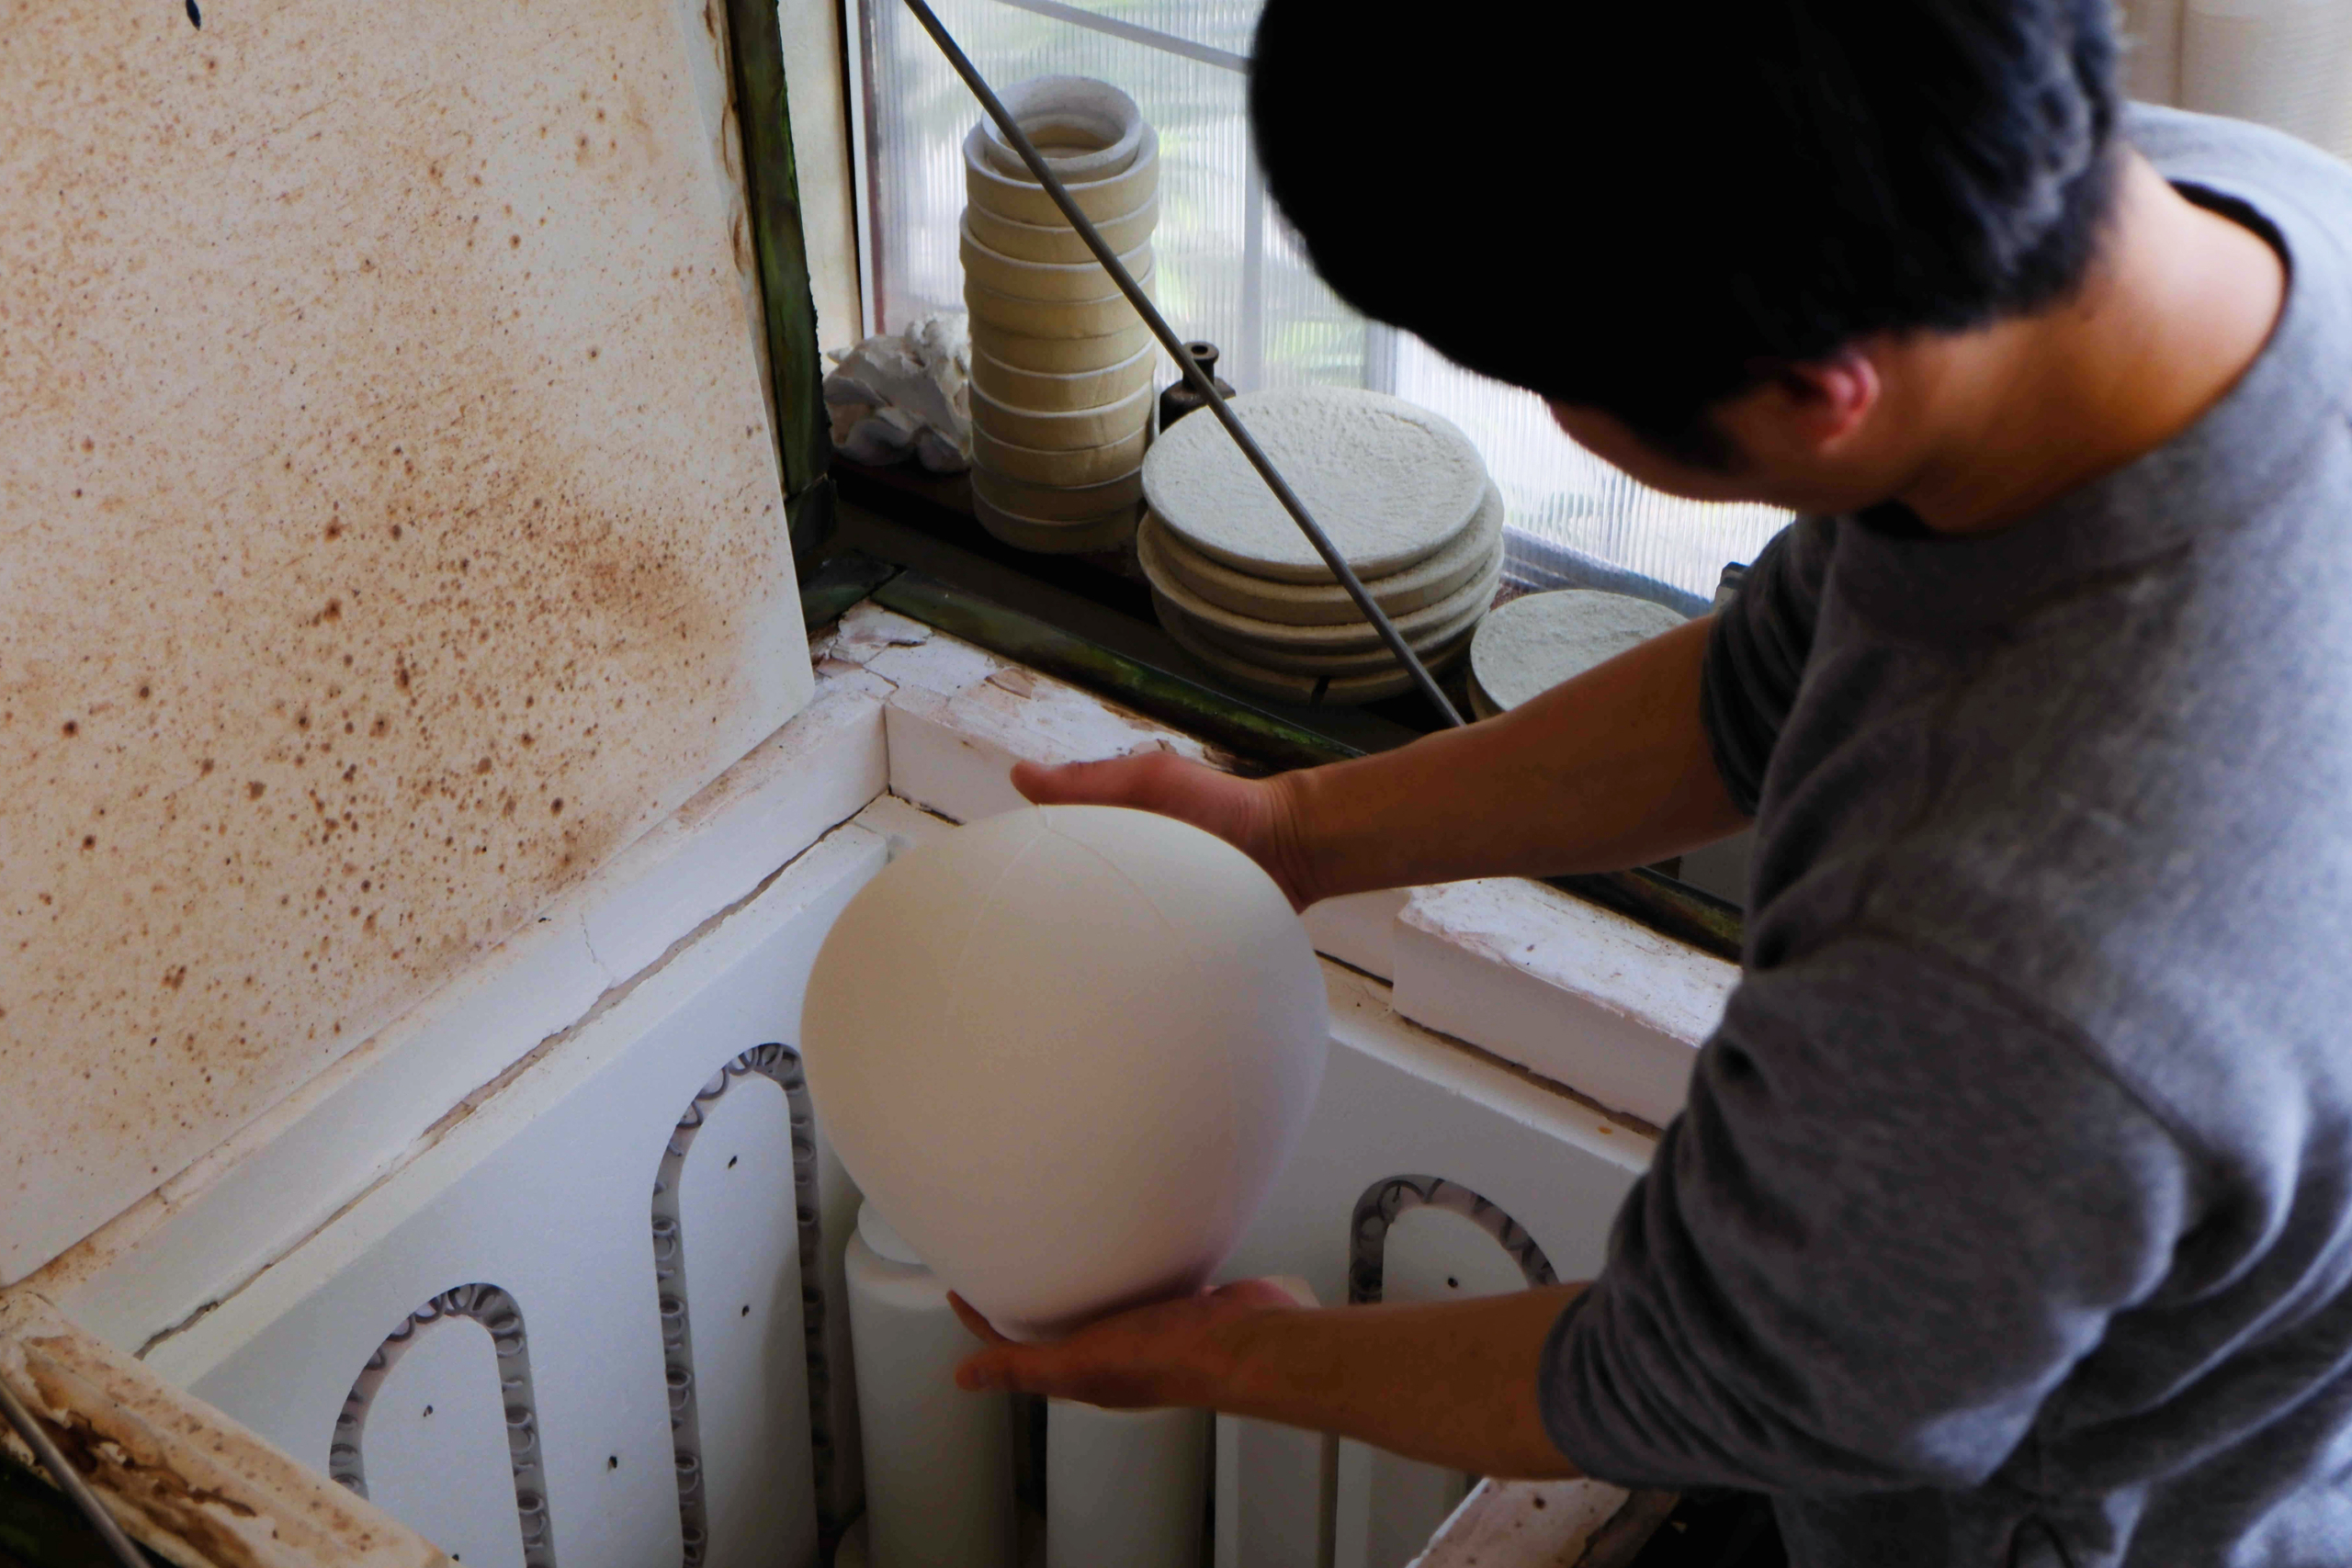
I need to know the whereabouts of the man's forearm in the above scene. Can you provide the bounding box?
[1286,616,1747,900]
[1208,1288,1587,1479]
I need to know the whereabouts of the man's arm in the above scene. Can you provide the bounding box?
[952,1280,1587,1479]
[1017,615,1747,908]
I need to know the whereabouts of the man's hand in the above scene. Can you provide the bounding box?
[952,1280,1305,1407]
[1012,753,1323,909]
[1012,617,1746,906]
[950,1280,1588,1481]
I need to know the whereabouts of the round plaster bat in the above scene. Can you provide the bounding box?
[961,219,1153,303]
[973,422,1148,486]
[971,464,1144,522]
[964,265,1153,339]
[1156,598,1468,706]
[965,122,1161,227]
[1143,387,1487,584]
[973,492,1138,554]
[971,342,1156,412]
[978,76,1147,184]
[1150,591,1477,678]
[966,194,1160,265]
[1140,526,1503,655]
[1467,590,1688,713]
[972,382,1153,453]
[970,318,1152,374]
[799,806,1329,1342]
[1138,486,1505,626]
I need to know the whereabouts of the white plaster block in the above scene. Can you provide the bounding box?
[1301,889,1408,981]
[871,612,1211,826]
[1390,880,1736,1127]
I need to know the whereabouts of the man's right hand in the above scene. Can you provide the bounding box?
[1012,753,1324,911]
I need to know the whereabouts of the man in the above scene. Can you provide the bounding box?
[952,0,2352,1562]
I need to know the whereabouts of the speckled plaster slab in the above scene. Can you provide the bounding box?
[1468,591,1687,714]
[0,0,812,1279]
[1142,388,1487,583]
[1136,488,1505,626]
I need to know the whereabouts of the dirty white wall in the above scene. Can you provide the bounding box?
[0,0,818,1279]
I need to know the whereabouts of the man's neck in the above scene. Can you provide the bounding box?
[1896,153,2288,536]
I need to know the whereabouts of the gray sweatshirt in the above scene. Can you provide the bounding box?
[1538,107,2352,1567]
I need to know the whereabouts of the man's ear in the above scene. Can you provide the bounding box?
[1758,348,1881,454]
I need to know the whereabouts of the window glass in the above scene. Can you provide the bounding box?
[854,0,1789,602]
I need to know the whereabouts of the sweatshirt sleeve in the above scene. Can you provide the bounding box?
[1538,936,2199,1495]
[1702,518,1832,815]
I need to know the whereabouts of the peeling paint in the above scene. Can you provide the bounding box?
[1,0,812,1279]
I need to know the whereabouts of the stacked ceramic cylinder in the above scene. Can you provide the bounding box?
[961,77,1161,553]
[1138,386,1506,705]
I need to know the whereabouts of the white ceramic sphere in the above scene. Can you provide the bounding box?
[799,806,1329,1342]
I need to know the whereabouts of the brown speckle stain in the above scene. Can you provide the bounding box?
[2,0,796,1275]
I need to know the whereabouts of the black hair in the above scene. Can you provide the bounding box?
[1249,0,2121,454]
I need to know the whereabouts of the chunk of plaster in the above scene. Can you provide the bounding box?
[961,220,1153,303]
[970,464,1145,522]
[971,342,1156,412]
[800,807,1329,1341]
[972,381,1153,452]
[1156,604,1469,706]
[964,264,1154,339]
[1467,590,1687,713]
[1153,592,1480,679]
[1142,534,1502,655]
[978,75,1147,184]
[972,493,1139,555]
[965,123,1161,226]
[966,194,1160,265]
[972,422,1148,487]
[970,318,1153,374]
[1143,387,1487,583]
[1138,486,1505,626]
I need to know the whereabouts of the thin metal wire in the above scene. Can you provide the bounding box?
[903,0,1468,726]
[0,1361,152,1568]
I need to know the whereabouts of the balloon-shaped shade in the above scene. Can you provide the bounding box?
[800,806,1329,1341]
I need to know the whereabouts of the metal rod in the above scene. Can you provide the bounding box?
[903,0,1467,727]
[0,1362,152,1568]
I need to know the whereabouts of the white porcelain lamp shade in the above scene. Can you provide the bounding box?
[800,807,1329,1343]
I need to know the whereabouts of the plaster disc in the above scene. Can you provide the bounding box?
[964,122,1160,227]
[973,422,1147,487]
[1467,590,1688,713]
[1139,524,1502,655]
[971,464,1143,521]
[1150,591,1476,678]
[970,341,1156,412]
[1468,671,1503,721]
[964,263,1152,338]
[974,492,1138,554]
[971,381,1151,451]
[1142,386,1487,584]
[969,317,1151,374]
[965,192,1159,265]
[978,77,1146,184]
[960,217,1152,302]
[1158,598,1468,706]
[1140,485,1504,626]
